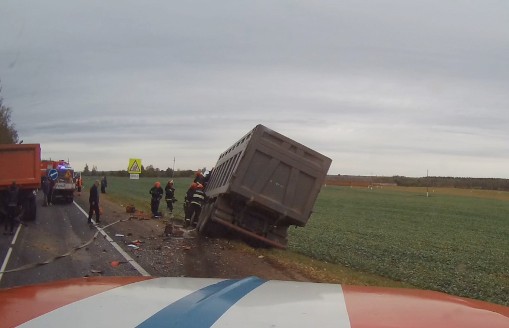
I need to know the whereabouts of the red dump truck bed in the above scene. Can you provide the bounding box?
[0,144,41,190]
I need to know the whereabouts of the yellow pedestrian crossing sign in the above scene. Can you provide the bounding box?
[128,158,142,174]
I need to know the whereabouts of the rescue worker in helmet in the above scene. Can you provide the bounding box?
[193,170,206,185]
[185,183,205,227]
[165,180,176,216]
[183,183,197,223]
[149,181,164,217]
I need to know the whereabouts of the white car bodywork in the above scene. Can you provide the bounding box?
[2,276,508,328]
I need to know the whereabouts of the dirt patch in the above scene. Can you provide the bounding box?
[75,192,312,281]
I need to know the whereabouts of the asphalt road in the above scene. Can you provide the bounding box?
[0,193,147,289]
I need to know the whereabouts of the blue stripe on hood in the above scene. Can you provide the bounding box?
[136,276,266,328]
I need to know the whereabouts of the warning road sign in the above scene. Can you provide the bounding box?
[128,158,142,174]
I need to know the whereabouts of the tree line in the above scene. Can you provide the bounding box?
[388,175,509,191]
[82,163,195,178]
[331,175,509,192]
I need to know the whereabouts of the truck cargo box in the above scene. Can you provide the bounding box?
[198,125,331,248]
[0,144,41,190]
[0,143,41,221]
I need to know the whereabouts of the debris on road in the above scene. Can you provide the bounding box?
[131,240,143,246]
[129,210,150,220]
[110,261,127,267]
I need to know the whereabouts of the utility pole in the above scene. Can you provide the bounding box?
[426,169,429,198]
[171,157,175,178]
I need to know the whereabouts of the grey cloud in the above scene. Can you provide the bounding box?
[1,0,508,177]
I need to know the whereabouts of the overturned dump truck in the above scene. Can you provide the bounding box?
[197,124,332,248]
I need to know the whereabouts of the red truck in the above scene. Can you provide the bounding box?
[0,143,41,221]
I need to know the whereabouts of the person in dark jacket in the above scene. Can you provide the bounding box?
[4,181,19,235]
[186,183,205,227]
[183,182,197,221]
[47,178,55,205]
[149,181,164,217]
[88,180,100,224]
[76,175,83,195]
[164,180,176,214]
[100,176,107,193]
[41,176,49,206]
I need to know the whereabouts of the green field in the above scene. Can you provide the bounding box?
[289,186,509,306]
[83,177,509,305]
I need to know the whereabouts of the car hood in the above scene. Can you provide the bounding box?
[1,276,508,328]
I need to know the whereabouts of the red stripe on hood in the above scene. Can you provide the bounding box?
[1,276,151,327]
[342,285,509,328]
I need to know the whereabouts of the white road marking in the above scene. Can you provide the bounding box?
[0,224,22,283]
[73,201,151,276]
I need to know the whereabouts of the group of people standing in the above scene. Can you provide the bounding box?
[149,180,176,218]
[3,170,211,233]
[149,170,211,226]
[85,170,212,227]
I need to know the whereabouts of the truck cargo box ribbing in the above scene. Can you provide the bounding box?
[199,125,331,247]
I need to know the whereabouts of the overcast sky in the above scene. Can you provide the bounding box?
[1,1,508,178]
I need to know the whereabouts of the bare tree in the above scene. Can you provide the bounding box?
[0,82,19,144]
